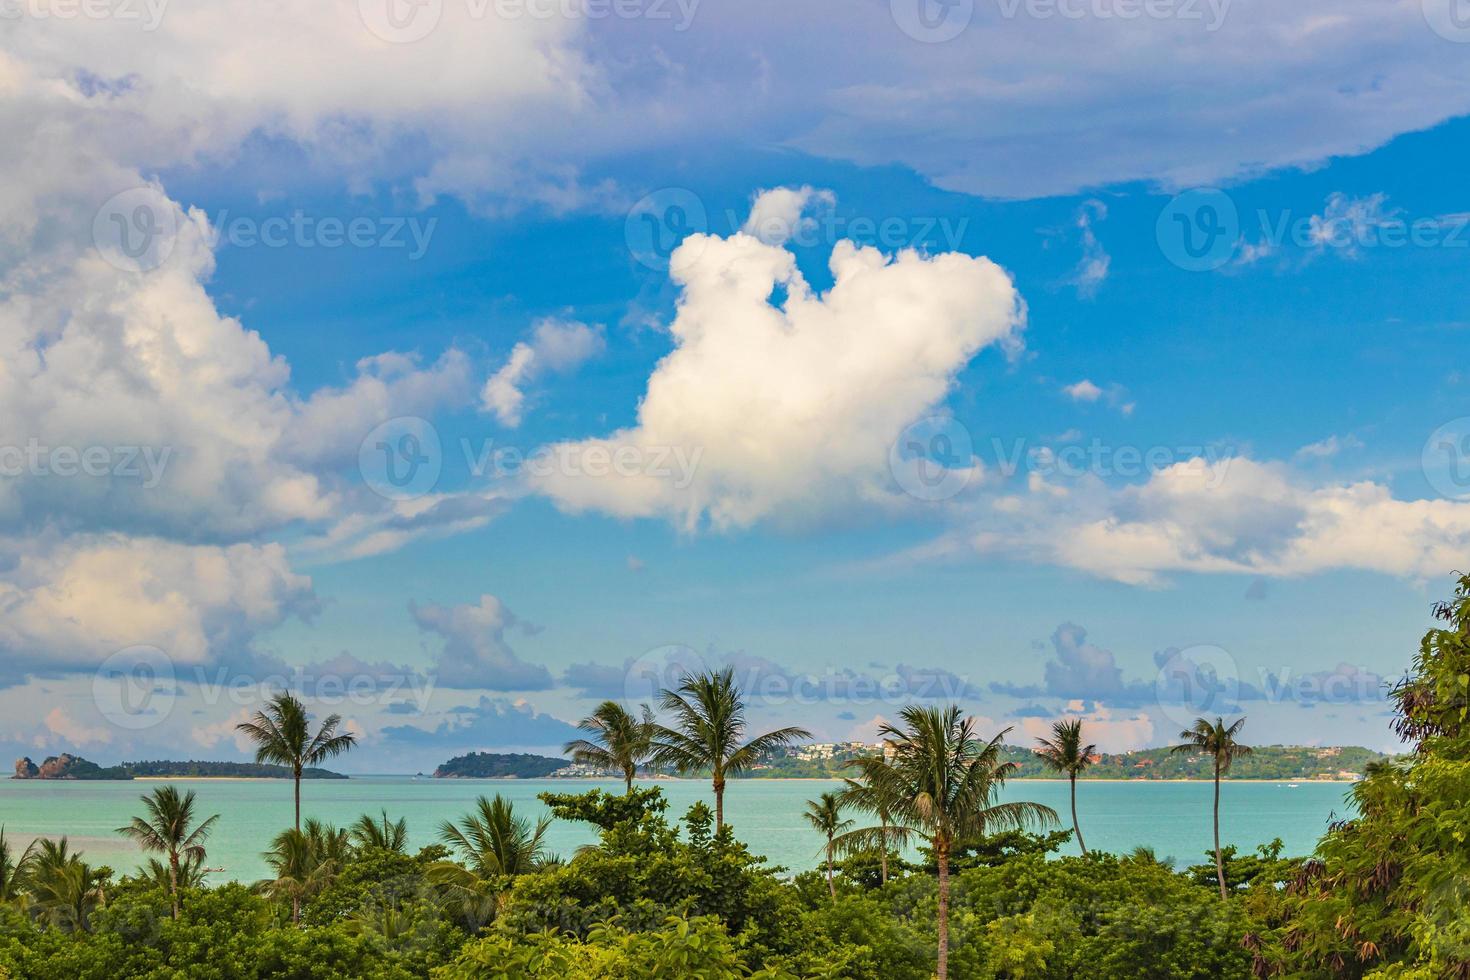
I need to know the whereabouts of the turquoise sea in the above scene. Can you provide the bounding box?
[0,777,1356,882]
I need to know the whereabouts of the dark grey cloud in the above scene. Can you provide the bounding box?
[380,696,578,750]
[410,595,552,691]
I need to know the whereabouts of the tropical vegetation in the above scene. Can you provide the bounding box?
[2,576,1466,978]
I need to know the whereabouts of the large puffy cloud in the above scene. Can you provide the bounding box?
[530,190,1025,529]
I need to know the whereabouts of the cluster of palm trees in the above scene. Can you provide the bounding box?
[565,666,812,828]
[0,831,113,932]
[569,670,1255,980]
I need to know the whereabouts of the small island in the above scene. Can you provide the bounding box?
[13,755,347,780]
[432,751,570,778]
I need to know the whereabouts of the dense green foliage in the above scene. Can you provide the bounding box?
[1246,573,1470,978]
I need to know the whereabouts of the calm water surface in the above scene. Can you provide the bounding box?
[0,777,1356,882]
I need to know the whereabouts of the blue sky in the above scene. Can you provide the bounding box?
[2,0,1468,770]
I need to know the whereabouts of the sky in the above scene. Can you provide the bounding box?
[2,0,1469,772]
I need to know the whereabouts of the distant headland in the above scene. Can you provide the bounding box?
[12,754,348,780]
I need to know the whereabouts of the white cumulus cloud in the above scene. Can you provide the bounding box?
[529,189,1025,530]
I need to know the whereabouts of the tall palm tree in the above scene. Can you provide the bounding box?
[841,705,1057,980]
[836,776,901,886]
[350,809,409,853]
[1171,715,1252,900]
[115,784,220,919]
[1034,718,1097,855]
[650,668,812,829]
[803,791,853,899]
[25,838,106,932]
[429,795,551,927]
[236,691,356,831]
[564,700,656,793]
[0,827,35,904]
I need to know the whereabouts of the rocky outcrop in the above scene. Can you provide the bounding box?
[11,753,123,779]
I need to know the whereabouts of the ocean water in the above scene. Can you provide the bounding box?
[0,776,1357,882]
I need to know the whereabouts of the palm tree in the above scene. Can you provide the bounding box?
[236,691,356,831]
[1034,718,1097,855]
[437,794,550,878]
[803,791,853,899]
[0,827,35,904]
[841,705,1057,980]
[429,795,551,927]
[836,776,901,886]
[350,809,409,853]
[115,785,220,919]
[1171,715,1252,899]
[142,853,210,893]
[564,700,656,793]
[25,838,106,932]
[258,825,340,925]
[650,667,812,829]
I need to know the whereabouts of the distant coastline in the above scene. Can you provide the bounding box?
[12,754,348,781]
[426,746,1378,783]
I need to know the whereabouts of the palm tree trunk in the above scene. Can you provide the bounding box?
[936,836,951,980]
[294,765,302,832]
[1070,773,1087,855]
[292,893,300,925]
[826,840,835,899]
[713,775,725,830]
[168,850,180,919]
[1213,758,1226,900]
[879,816,889,886]
[624,766,634,795]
